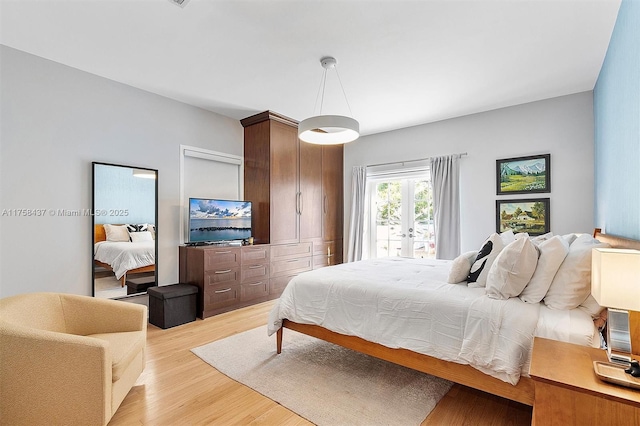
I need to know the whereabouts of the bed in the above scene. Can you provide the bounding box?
[93,224,155,287]
[269,229,640,406]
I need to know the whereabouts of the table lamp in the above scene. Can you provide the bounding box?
[591,248,640,363]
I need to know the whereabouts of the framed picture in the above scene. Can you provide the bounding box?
[496,198,550,236]
[496,154,550,195]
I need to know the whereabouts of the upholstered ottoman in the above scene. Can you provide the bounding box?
[147,284,198,329]
[126,276,156,295]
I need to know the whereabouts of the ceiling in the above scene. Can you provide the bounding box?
[0,0,621,136]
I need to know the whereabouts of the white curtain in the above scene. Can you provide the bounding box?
[347,166,367,262]
[430,155,461,260]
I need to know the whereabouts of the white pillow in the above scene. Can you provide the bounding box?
[515,232,530,240]
[578,294,604,318]
[486,238,539,300]
[562,233,578,246]
[103,224,130,242]
[543,234,610,310]
[531,231,554,245]
[467,233,505,288]
[130,231,153,243]
[519,236,569,304]
[148,224,156,240]
[500,230,516,245]
[447,251,478,284]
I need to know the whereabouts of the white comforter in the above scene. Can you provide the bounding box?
[268,257,598,385]
[94,241,155,279]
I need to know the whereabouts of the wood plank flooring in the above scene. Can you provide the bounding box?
[109,300,532,425]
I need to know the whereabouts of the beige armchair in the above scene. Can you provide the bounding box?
[0,292,147,425]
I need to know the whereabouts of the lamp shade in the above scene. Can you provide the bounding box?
[298,115,360,145]
[591,248,640,311]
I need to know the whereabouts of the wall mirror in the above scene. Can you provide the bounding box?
[92,162,158,299]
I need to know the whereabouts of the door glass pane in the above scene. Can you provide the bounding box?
[375,181,402,258]
[413,179,435,258]
[371,177,436,259]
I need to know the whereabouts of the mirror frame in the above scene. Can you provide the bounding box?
[91,161,158,299]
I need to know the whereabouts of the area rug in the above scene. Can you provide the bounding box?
[191,326,452,426]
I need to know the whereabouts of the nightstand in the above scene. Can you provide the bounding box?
[530,337,640,425]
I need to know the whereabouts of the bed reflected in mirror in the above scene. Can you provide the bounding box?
[92,162,158,299]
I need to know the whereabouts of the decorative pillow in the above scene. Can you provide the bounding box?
[148,224,156,240]
[447,251,478,284]
[129,231,153,243]
[126,223,148,233]
[531,231,554,245]
[500,230,516,245]
[519,236,569,304]
[562,233,578,246]
[514,232,529,240]
[486,237,539,300]
[543,234,610,310]
[467,233,505,287]
[103,224,130,242]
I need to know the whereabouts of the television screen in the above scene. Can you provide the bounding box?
[188,198,252,243]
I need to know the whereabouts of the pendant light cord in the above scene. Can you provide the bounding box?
[313,68,329,116]
[334,67,354,117]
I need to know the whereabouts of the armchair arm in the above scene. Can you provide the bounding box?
[0,323,112,425]
[61,294,147,335]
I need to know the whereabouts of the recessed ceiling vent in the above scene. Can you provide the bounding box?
[168,0,190,8]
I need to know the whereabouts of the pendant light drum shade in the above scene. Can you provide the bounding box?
[298,56,359,145]
[298,115,359,145]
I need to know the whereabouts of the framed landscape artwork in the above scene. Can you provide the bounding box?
[496,154,550,195]
[496,198,550,236]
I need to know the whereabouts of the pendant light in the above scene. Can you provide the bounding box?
[298,57,359,145]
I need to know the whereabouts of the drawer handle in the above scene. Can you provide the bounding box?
[247,248,263,251]
[215,251,232,254]
[249,282,264,286]
[286,244,299,248]
[214,288,232,293]
[248,265,263,269]
[287,259,301,263]
[215,269,232,274]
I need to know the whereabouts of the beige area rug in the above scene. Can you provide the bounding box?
[191,326,452,426]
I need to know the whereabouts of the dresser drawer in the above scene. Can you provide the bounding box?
[270,275,295,295]
[313,240,337,257]
[270,257,312,278]
[203,247,240,270]
[270,242,312,261]
[241,245,270,263]
[204,267,240,286]
[204,282,240,311]
[240,280,269,302]
[313,254,338,269]
[241,262,269,282]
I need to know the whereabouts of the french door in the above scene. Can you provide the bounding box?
[370,177,435,258]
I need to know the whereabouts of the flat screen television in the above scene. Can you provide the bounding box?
[188,198,252,243]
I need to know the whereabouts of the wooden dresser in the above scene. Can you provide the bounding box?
[179,244,273,319]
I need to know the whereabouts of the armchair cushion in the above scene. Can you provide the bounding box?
[90,331,146,382]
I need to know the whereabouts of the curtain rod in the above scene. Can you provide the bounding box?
[366,152,467,169]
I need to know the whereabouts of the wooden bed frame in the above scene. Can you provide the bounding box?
[276,229,640,407]
[94,224,155,287]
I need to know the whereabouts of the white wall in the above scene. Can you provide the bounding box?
[0,46,243,298]
[344,92,595,254]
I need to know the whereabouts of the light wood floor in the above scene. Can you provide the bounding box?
[109,300,532,425]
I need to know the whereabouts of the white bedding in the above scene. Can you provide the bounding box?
[268,257,599,385]
[94,240,155,279]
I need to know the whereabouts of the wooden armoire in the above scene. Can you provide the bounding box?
[241,110,344,292]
